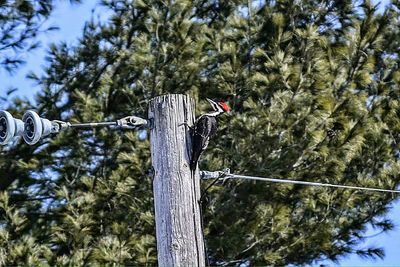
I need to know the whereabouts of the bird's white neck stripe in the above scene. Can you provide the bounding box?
[205,110,223,117]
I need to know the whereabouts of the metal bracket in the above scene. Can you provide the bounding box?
[200,168,232,180]
[51,120,71,133]
[117,116,149,129]
[147,118,154,130]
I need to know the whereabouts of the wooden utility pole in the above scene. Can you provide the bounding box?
[148,94,205,266]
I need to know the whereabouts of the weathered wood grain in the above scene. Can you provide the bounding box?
[149,94,205,266]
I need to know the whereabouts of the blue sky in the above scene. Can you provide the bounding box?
[0,0,108,101]
[333,201,400,266]
[0,0,398,265]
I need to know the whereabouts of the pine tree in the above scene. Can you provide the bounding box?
[0,0,79,72]
[0,0,399,265]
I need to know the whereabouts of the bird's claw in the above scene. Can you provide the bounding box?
[179,121,194,130]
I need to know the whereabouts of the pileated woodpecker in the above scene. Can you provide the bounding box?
[190,98,230,172]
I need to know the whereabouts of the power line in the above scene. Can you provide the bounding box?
[200,170,400,194]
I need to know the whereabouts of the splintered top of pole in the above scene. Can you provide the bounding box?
[149,94,195,115]
[148,94,205,267]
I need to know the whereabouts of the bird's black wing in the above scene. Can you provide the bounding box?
[190,115,218,171]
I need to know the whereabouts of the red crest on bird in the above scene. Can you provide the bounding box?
[218,101,230,113]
